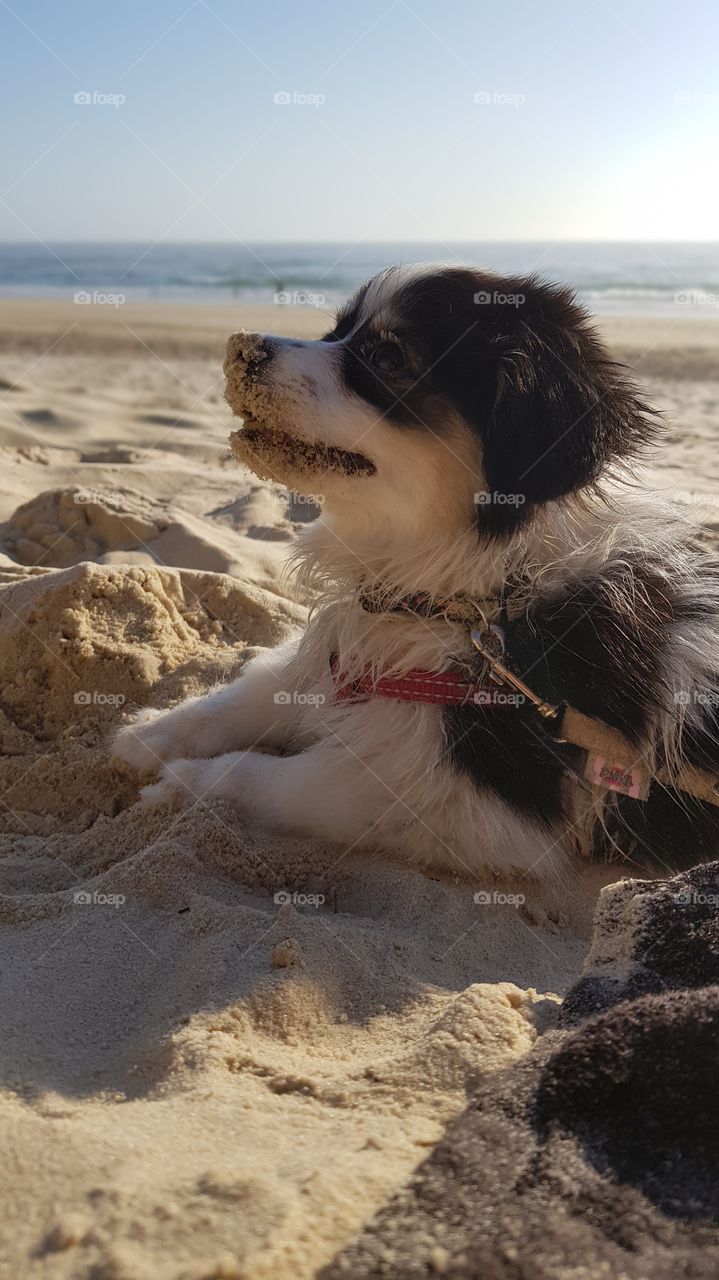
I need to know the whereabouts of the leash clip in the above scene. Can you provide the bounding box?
[470,625,560,720]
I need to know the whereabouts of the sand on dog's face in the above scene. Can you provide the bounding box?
[223,325,486,541]
[228,424,377,489]
[224,328,379,495]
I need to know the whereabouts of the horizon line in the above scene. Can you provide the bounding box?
[1,238,719,247]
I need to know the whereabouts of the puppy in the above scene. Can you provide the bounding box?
[113,266,719,882]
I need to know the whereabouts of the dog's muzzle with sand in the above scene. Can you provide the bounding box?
[224,331,376,487]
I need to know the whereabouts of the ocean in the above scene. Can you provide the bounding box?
[1,242,718,316]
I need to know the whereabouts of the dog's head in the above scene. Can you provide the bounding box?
[224,265,656,539]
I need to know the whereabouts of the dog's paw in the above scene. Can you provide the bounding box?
[112,709,174,774]
[139,757,222,807]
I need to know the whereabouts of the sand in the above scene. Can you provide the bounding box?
[1,299,718,1278]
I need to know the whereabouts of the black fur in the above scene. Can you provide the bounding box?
[444,693,573,829]
[445,558,719,871]
[326,267,659,538]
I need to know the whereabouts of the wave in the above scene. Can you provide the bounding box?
[2,243,719,313]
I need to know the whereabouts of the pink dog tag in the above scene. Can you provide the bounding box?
[585,753,650,800]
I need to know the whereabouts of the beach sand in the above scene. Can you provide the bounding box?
[1,300,718,1278]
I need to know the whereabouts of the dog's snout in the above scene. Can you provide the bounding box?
[224,330,271,379]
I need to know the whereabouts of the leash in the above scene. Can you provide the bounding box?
[468,616,719,807]
[331,588,719,811]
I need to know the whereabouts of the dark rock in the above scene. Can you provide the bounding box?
[322,862,719,1279]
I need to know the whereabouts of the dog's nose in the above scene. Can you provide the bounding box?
[223,330,270,379]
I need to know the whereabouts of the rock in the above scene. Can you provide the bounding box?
[322,862,719,1279]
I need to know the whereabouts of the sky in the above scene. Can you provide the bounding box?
[1,0,718,243]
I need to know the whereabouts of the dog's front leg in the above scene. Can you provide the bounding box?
[141,738,393,846]
[112,638,324,773]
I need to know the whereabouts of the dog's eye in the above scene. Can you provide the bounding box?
[370,341,406,374]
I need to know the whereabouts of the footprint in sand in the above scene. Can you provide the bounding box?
[22,408,62,426]
[139,412,201,429]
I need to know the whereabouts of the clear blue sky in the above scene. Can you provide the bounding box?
[1,0,718,242]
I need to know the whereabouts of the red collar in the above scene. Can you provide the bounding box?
[330,655,513,708]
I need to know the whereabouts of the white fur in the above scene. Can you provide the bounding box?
[113,488,709,881]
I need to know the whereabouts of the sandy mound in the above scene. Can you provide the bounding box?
[1,485,303,585]
[0,561,303,830]
[0,560,585,1280]
[4,486,165,565]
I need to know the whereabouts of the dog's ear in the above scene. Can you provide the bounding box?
[478,283,658,534]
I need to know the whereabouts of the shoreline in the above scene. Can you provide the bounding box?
[0,299,718,371]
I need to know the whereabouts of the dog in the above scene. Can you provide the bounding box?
[112,265,719,882]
